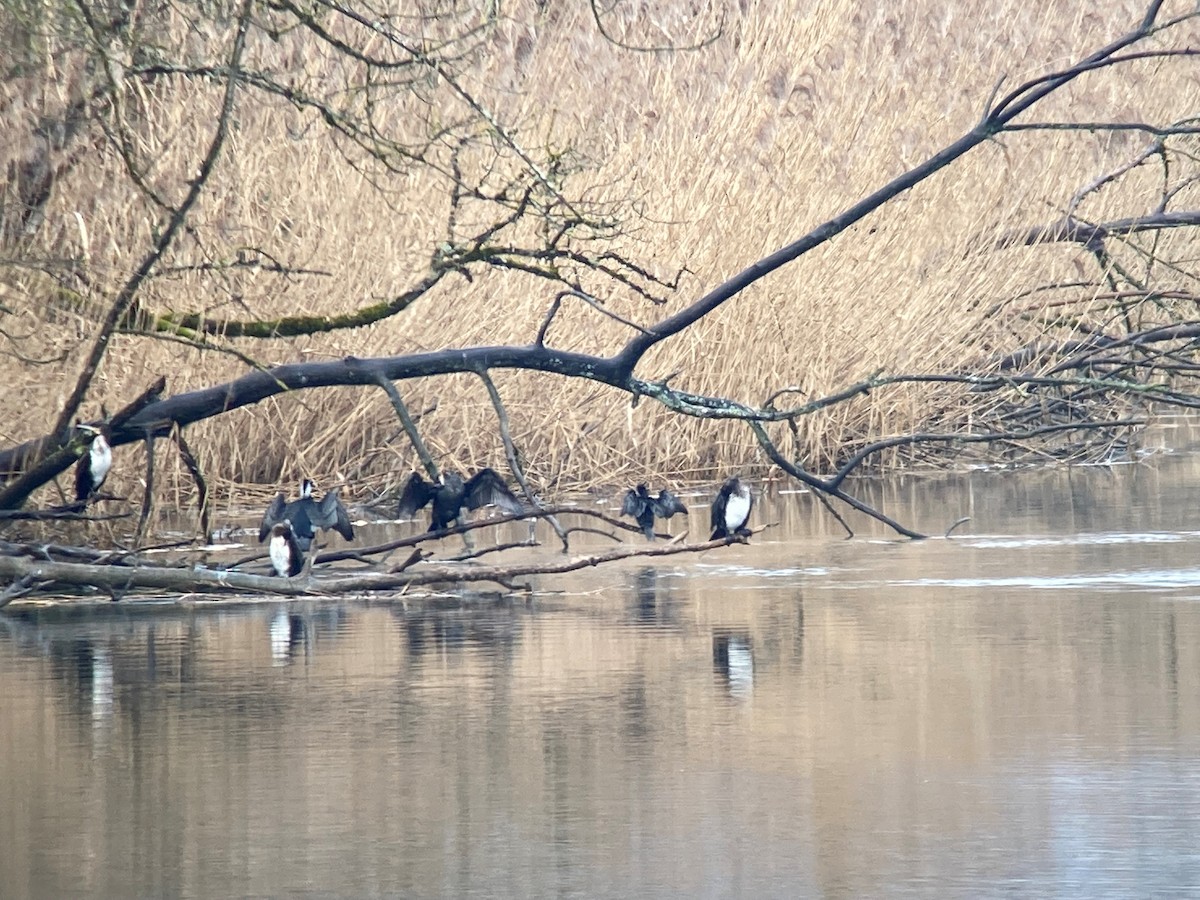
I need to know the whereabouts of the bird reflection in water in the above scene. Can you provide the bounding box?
[43,638,115,724]
[269,609,308,665]
[629,567,678,628]
[90,644,114,722]
[391,602,519,667]
[268,605,346,665]
[712,630,755,701]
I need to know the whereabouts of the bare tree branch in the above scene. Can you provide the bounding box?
[374,374,439,481]
[478,370,568,551]
[48,0,254,443]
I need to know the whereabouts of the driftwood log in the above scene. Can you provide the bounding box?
[0,532,750,606]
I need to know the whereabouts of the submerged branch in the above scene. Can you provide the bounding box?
[226,503,654,572]
[748,421,927,540]
[828,420,1145,489]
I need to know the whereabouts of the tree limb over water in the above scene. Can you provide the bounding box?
[3,0,1200,567]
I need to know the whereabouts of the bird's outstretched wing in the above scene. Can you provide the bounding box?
[397,473,437,518]
[258,493,287,543]
[462,468,524,514]
[312,488,355,541]
[620,488,645,518]
[650,490,687,519]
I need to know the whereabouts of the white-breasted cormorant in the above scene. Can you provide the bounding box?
[268,521,304,577]
[74,426,112,503]
[710,476,753,540]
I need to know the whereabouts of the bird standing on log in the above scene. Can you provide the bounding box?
[268,522,304,577]
[710,476,753,540]
[74,425,112,504]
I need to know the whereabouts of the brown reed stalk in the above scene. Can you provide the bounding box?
[1,0,1197,521]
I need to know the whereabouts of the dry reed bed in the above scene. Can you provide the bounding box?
[2,0,1198,511]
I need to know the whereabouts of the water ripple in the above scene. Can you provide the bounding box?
[965,532,1195,549]
[894,568,1200,591]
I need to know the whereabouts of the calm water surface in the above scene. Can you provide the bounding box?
[5,458,1200,898]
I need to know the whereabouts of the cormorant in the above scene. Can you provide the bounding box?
[710,476,753,540]
[397,468,523,532]
[74,426,112,503]
[620,483,688,540]
[258,479,355,551]
[267,521,304,577]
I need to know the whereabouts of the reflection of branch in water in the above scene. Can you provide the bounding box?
[389,605,521,663]
[628,566,682,628]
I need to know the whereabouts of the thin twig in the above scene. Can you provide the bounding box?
[134,434,156,547]
[172,428,210,539]
[478,370,569,551]
[447,540,536,562]
[375,373,439,480]
[50,0,254,443]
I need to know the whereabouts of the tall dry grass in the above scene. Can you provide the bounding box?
[2,0,1199,511]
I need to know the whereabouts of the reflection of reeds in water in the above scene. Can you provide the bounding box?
[2,0,1194,510]
[6,529,1200,896]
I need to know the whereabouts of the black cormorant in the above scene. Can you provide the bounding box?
[258,479,355,551]
[620,483,688,540]
[397,469,523,532]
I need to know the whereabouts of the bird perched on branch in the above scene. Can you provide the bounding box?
[397,468,524,532]
[258,479,355,551]
[267,522,304,578]
[74,425,112,504]
[710,476,753,540]
[620,483,688,540]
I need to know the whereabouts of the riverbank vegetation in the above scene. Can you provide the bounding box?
[2,0,1199,552]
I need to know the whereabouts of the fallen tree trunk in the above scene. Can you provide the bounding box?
[0,531,750,605]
